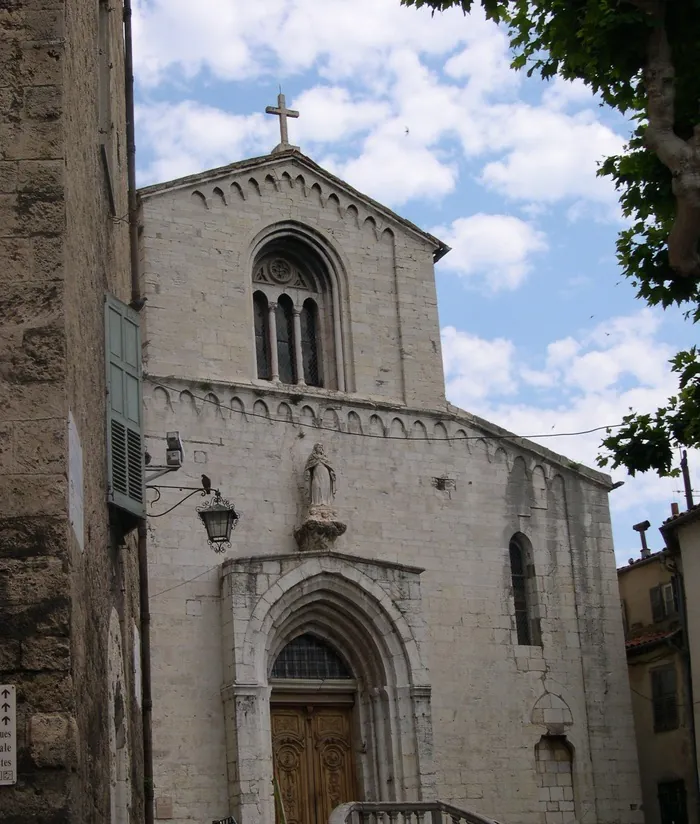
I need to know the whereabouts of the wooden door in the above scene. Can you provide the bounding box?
[272,704,357,824]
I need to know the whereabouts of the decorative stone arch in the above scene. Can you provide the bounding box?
[221,553,433,824]
[107,608,131,824]
[531,691,574,733]
[246,220,355,392]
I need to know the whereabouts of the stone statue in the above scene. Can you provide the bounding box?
[304,443,336,509]
[295,443,346,552]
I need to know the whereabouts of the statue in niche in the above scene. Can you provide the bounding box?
[295,442,346,552]
[304,443,336,509]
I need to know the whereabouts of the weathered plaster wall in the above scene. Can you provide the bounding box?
[0,1,143,821]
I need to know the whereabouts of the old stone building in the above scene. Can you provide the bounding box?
[1,2,143,823]
[138,109,644,824]
[618,542,697,824]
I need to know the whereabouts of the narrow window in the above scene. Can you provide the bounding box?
[300,298,321,387]
[276,294,295,385]
[253,291,271,380]
[510,539,531,645]
[658,780,687,824]
[651,665,679,732]
[651,583,677,622]
[662,581,678,617]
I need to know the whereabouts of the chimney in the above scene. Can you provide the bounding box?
[633,520,652,559]
[671,502,680,517]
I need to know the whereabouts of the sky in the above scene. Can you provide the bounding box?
[132,0,698,565]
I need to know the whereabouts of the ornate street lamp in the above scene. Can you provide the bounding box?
[197,490,239,552]
[146,483,239,552]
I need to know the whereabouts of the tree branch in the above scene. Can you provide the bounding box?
[637,0,700,277]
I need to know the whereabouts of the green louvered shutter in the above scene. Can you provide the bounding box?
[105,294,145,517]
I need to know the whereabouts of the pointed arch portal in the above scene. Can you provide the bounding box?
[220,552,434,824]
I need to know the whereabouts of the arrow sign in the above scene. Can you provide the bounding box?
[0,685,16,786]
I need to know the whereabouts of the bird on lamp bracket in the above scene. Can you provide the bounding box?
[201,474,212,494]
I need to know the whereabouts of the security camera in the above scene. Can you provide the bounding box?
[166,431,184,467]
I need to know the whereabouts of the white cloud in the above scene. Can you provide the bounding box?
[133,0,473,86]
[293,87,391,144]
[478,106,625,207]
[441,308,687,556]
[135,101,274,184]
[133,0,629,215]
[542,77,595,111]
[441,326,516,403]
[432,214,548,291]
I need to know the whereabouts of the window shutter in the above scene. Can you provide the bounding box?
[105,294,145,518]
[650,586,665,623]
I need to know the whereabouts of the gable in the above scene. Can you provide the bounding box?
[138,149,449,260]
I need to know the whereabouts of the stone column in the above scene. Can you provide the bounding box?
[292,308,306,386]
[268,301,279,381]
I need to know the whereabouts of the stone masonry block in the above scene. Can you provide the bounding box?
[23,85,62,121]
[0,281,62,327]
[0,237,31,284]
[0,556,67,605]
[0,638,21,671]
[17,192,64,234]
[18,159,63,194]
[0,421,13,473]
[14,417,65,472]
[0,473,66,517]
[0,161,18,193]
[5,323,66,383]
[22,636,70,671]
[28,712,77,768]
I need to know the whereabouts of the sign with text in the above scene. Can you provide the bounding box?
[0,685,16,785]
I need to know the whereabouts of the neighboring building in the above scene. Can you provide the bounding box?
[137,118,643,824]
[0,3,143,823]
[618,545,698,824]
[662,504,700,818]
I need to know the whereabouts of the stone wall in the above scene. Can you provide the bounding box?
[138,147,641,824]
[139,153,447,409]
[0,1,143,821]
[143,380,642,824]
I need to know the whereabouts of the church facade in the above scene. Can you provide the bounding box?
[138,130,642,824]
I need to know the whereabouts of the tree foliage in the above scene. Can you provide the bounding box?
[401,0,700,477]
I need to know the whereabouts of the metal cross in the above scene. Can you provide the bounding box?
[265,93,299,147]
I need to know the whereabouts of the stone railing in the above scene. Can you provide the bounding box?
[329,801,501,824]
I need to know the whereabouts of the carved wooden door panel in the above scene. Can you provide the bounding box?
[272,708,313,824]
[272,704,357,824]
[311,707,356,824]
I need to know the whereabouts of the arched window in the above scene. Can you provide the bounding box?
[509,535,541,646]
[250,236,349,390]
[275,294,295,385]
[271,633,352,680]
[253,291,271,380]
[300,298,321,387]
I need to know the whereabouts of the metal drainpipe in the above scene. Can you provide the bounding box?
[123,0,141,308]
[138,519,155,824]
[122,2,153,821]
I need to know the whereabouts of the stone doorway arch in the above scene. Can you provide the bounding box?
[220,552,434,824]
